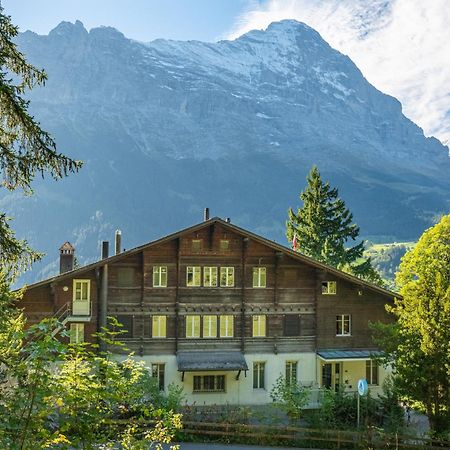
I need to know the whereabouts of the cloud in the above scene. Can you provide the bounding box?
[227,0,450,145]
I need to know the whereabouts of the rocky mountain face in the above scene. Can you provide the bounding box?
[4,19,450,284]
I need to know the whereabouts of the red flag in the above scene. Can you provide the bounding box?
[292,232,298,251]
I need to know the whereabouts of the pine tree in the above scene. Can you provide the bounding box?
[286,166,382,284]
[0,6,82,278]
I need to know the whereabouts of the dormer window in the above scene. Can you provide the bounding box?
[322,281,337,295]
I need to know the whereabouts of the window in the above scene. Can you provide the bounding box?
[220,239,229,251]
[203,315,217,338]
[70,323,84,344]
[366,360,379,385]
[322,281,337,295]
[203,267,218,287]
[152,315,166,338]
[220,267,234,287]
[193,375,225,392]
[192,239,202,251]
[220,315,234,337]
[151,363,165,391]
[284,315,300,336]
[285,361,298,384]
[72,279,91,315]
[153,266,167,287]
[252,315,266,337]
[73,279,90,301]
[186,315,200,338]
[336,314,351,336]
[253,362,265,389]
[186,266,201,286]
[117,267,135,287]
[252,267,266,288]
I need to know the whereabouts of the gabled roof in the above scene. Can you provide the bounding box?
[22,217,399,298]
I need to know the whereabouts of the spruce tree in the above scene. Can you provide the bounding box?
[0,6,82,278]
[286,166,382,284]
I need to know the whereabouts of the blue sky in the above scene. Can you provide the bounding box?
[1,0,254,42]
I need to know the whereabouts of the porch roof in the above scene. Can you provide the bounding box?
[176,351,248,372]
[317,349,382,361]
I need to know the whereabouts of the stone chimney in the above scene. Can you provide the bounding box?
[115,230,122,255]
[59,242,75,274]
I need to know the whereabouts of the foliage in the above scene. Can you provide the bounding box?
[286,166,383,285]
[306,381,404,432]
[372,214,450,435]
[0,281,182,448]
[0,6,82,278]
[364,241,416,290]
[269,375,310,422]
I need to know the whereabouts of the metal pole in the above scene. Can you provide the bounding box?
[357,393,360,428]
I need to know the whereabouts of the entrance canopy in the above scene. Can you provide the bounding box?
[317,349,382,362]
[177,351,248,372]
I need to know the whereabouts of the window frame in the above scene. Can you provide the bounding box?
[203,315,217,338]
[253,361,265,389]
[203,266,218,287]
[220,267,235,287]
[185,315,201,338]
[152,315,167,338]
[153,266,168,287]
[285,361,298,384]
[73,279,90,302]
[151,363,165,391]
[193,375,226,393]
[366,360,379,385]
[186,266,201,287]
[322,281,337,295]
[336,314,351,336]
[69,323,84,344]
[252,267,267,288]
[252,315,266,337]
[219,315,234,338]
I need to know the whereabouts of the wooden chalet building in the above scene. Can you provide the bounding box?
[19,214,397,406]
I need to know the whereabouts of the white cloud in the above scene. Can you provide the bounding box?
[227,0,450,145]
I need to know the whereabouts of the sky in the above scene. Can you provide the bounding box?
[2,0,449,146]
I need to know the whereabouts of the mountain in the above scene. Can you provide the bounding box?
[4,19,450,284]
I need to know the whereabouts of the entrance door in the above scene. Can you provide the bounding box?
[322,363,332,388]
[72,280,90,315]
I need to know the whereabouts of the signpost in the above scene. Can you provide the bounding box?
[357,378,368,428]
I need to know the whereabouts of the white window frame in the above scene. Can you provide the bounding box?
[366,360,379,385]
[252,267,267,288]
[70,323,84,344]
[220,267,235,287]
[73,279,90,302]
[203,315,217,338]
[203,266,218,287]
[186,315,201,338]
[322,281,337,295]
[253,362,265,389]
[285,361,298,384]
[153,266,167,287]
[252,315,266,337]
[151,363,165,391]
[152,315,167,338]
[336,314,351,336]
[220,315,234,338]
[72,279,91,315]
[186,266,201,287]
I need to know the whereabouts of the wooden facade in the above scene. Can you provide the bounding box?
[18,217,398,404]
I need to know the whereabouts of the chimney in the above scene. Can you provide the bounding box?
[115,230,122,255]
[204,207,210,221]
[226,217,231,223]
[59,242,75,274]
[101,241,109,259]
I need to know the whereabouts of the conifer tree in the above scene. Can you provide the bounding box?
[0,6,82,277]
[286,166,382,284]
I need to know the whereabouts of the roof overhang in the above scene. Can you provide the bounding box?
[177,351,248,372]
[317,349,383,362]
